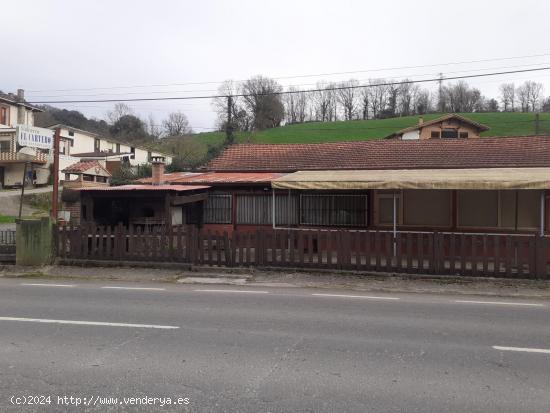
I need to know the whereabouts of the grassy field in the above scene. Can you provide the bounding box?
[192,112,550,145]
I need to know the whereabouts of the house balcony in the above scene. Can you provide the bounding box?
[0,151,48,164]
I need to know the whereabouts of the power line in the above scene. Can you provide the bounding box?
[28,66,550,105]
[26,61,550,99]
[25,52,550,93]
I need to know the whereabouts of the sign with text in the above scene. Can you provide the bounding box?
[16,125,54,150]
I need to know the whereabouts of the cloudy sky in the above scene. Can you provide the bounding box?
[3,0,550,131]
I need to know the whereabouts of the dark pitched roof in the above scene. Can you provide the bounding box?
[206,136,550,172]
[72,151,131,158]
[0,92,43,112]
[385,113,490,139]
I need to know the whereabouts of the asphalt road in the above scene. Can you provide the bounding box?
[0,279,549,412]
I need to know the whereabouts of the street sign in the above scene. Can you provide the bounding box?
[16,124,54,150]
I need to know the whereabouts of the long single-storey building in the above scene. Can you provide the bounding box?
[58,115,550,276]
[128,135,550,238]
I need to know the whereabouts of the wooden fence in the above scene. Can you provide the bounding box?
[55,225,550,278]
[0,230,16,245]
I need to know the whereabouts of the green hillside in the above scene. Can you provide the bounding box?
[193,112,550,145]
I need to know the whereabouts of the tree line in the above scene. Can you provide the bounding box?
[214,76,549,132]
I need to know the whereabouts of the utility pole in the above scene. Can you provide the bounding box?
[438,72,444,113]
[51,128,60,221]
[225,95,234,145]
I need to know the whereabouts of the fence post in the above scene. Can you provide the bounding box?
[433,231,441,274]
[535,234,547,278]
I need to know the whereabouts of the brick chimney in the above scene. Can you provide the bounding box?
[151,156,165,185]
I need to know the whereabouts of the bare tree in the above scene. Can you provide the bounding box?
[147,114,162,139]
[241,76,284,130]
[212,80,250,131]
[359,87,369,120]
[367,79,388,119]
[499,83,516,112]
[443,81,483,112]
[527,81,544,112]
[106,103,134,124]
[397,81,418,116]
[313,82,336,122]
[162,111,192,136]
[336,80,359,121]
[414,90,431,114]
[516,81,544,112]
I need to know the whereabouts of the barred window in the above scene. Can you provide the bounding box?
[236,194,298,225]
[300,194,367,226]
[204,194,232,224]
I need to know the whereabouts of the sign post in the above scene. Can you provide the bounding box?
[14,125,55,220]
[51,128,60,221]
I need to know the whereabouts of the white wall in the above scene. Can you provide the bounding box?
[402,130,420,140]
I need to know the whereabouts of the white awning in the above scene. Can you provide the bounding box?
[271,168,550,190]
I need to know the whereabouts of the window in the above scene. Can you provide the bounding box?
[130,147,135,160]
[237,194,298,225]
[0,140,11,153]
[430,131,440,139]
[0,107,8,125]
[403,190,451,227]
[68,131,74,137]
[441,129,458,139]
[300,194,367,226]
[147,151,152,162]
[458,190,541,230]
[94,138,100,151]
[376,192,401,225]
[82,174,94,182]
[204,194,232,224]
[459,132,468,138]
[116,143,120,153]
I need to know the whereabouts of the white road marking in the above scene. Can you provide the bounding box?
[455,300,545,307]
[493,346,550,354]
[21,283,75,288]
[194,289,269,294]
[101,286,166,291]
[0,317,178,329]
[312,293,400,300]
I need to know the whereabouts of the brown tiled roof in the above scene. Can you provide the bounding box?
[62,161,111,176]
[206,136,550,172]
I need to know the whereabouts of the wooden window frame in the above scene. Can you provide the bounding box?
[456,190,541,232]
[0,106,9,126]
[373,190,403,227]
[300,193,368,227]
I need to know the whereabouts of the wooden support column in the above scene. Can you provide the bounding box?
[451,190,457,230]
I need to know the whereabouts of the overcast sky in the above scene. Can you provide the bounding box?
[3,0,550,131]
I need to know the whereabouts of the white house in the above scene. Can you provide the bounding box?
[48,124,173,181]
[0,89,49,187]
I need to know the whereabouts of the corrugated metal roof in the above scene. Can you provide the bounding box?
[173,172,285,184]
[77,184,209,192]
[137,172,203,184]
